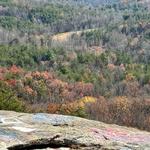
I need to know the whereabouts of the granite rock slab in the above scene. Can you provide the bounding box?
[0,111,150,150]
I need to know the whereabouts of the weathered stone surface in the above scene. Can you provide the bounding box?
[0,111,150,150]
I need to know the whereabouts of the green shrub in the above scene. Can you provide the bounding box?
[0,81,25,112]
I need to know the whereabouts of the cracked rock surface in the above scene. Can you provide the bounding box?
[0,111,150,150]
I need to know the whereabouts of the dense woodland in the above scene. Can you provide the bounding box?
[0,0,150,131]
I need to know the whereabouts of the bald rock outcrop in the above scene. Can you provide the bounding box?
[0,111,150,150]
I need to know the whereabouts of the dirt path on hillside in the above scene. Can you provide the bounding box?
[52,28,97,42]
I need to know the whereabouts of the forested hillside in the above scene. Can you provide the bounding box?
[0,0,150,131]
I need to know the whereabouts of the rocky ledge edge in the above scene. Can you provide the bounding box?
[0,111,150,150]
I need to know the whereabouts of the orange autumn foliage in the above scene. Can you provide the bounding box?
[9,65,23,74]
